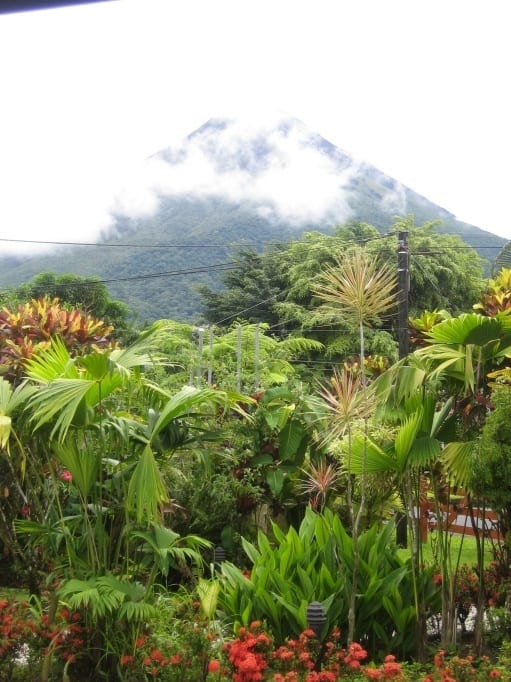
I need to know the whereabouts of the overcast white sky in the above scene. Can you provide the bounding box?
[1,0,510,256]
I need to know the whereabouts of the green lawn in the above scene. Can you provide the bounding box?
[399,532,496,568]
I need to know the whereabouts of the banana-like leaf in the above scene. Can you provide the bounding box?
[266,468,284,496]
[278,419,304,461]
[197,578,220,619]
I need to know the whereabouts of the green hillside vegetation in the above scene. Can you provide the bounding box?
[0,194,504,323]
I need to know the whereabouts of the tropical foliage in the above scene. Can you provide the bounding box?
[218,506,439,659]
[2,251,511,679]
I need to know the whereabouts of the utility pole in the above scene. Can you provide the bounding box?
[397,230,410,360]
[396,229,410,547]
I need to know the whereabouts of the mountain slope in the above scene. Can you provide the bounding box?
[0,116,505,322]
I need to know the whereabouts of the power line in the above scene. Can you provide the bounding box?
[0,238,256,249]
[0,262,236,296]
[0,235,504,251]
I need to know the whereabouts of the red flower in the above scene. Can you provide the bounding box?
[208,659,221,673]
[365,669,383,680]
[150,648,164,663]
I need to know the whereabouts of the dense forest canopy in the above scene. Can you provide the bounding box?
[197,218,485,364]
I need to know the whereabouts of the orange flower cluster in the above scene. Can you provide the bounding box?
[423,650,503,682]
[223,621,272,681]
[0,598,89,677]
[0,598,38,659]
[221,622,406,681]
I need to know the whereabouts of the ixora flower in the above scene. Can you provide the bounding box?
[220,623,408,682]
[60,470,73,482]
[208,658,221,673]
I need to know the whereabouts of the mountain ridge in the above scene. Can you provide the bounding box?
[0,116,505,322]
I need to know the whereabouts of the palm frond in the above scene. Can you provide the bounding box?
[127,445,169,524]
[24,336,78,383]
[349,434,397,474]
[394,409,423,470]
[28,378,95,441]
[0,378,35,415]
[441,440,476,489]
[53,441,100,497]
[426,314,504,346]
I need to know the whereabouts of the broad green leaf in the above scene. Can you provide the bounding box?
[241,537,260,564]
[0,415,11,450]
[197,578,220,619]
[407,435,441,468]
[118,601,156,623]
[349,435,397,474]
[28,378,95,441]
[127,445,169,523]
[266,468,284,496]
[426,314,503,345]
[250,453,274,466]
[278,419,304,461]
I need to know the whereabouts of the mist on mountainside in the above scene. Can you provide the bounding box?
[0,115,505,322]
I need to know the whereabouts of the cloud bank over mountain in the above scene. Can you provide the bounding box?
[111,115,408,229]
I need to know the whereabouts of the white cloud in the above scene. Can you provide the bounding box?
[1,0,511,260]
[113,116,357,228]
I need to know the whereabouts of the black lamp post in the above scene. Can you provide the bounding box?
[306,601,327,671]
[213,545,226,571]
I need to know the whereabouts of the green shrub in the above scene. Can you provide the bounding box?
[218,507,440,659]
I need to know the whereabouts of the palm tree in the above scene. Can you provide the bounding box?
[13,323,249,677]
[352,363,453,657]
[313,247,397,644]
[412,311,511,651]
[364,310,511,653]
